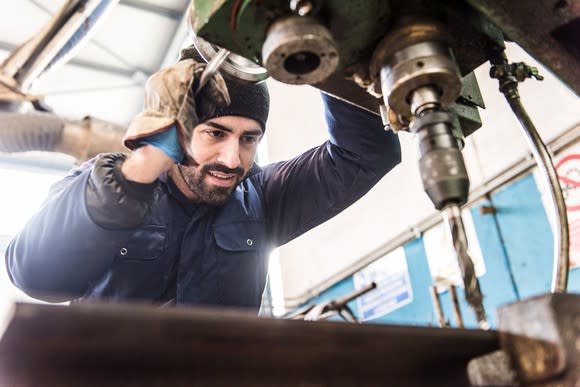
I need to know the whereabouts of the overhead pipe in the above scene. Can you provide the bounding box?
[0,112,126,162]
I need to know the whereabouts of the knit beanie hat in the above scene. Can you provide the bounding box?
[179,45,270,132]
[199,77,270,132]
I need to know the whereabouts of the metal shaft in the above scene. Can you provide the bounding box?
[443,204,488,329]
[429,286,447,328]
[331,282,377,309]
[449,285,464,329]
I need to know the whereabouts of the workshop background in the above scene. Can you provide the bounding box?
[1,1,579,329]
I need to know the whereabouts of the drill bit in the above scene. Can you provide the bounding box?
[443,204,489,329]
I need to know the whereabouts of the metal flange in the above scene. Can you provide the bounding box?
[261,16,339,85]
[370,17,462,117]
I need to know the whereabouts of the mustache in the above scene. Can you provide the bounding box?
[201,163,244,177]
[180,157,244,178]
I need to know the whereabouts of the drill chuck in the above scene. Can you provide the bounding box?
[411,111,469,209]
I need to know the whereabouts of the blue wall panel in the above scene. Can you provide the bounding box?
[309,238,435,326]
[307,172,580,327]
[568,267,580,292]
[492,174,555,298]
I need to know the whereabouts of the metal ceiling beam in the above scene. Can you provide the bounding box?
[0,40,150,79]
[119,0,183,20]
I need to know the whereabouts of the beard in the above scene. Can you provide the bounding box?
[177,161,246,206]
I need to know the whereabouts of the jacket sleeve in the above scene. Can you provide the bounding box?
[258,93,401,246]
[4,152,157,302]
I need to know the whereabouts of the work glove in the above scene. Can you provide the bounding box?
[123,58,230,163]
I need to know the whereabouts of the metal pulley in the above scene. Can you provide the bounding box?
[186,5,269,85]
[191,35,269,84]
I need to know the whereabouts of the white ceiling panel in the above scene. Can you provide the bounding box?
[35,62,145,125]
[78,3,184,73]
[0,3,51,46]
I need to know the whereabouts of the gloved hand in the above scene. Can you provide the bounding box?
[138,125,183,162]
[123,58,230,163]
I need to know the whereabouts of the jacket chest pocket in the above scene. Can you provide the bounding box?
[115,225,167,261]
[213,220,268,306]
[105,225,169,299]
[213,221,265,253]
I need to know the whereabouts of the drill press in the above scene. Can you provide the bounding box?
[370,16,488,328]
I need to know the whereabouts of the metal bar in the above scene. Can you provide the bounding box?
[430,286,447,328]
[2,0,76,81]
[331,282,376,309]
[0,41,147,79]
[20,0,149,77]
[449,285,465,329]
[15,0,120,90]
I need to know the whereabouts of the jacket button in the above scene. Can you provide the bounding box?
[246,239,253,246]
[120,248,128,255]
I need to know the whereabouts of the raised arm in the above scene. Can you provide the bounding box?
[258,93,401,246]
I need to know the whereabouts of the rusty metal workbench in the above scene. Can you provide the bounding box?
[0,301,499,386]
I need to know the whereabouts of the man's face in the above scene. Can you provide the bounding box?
[178,115,263,205]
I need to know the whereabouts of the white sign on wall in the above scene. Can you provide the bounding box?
[353,247,413,321]
[422,210,486,290]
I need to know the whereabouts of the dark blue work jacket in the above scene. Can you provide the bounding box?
[5,94,401,311]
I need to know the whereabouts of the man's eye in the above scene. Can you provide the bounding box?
[207,130,225,138]
[241,136,258,145]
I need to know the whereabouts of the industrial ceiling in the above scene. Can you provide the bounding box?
[0,1,191,125]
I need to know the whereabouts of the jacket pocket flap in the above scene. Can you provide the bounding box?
[213,221,265,252]
[116,225,166,261]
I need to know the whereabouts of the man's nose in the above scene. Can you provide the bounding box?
[217,139,241,169]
